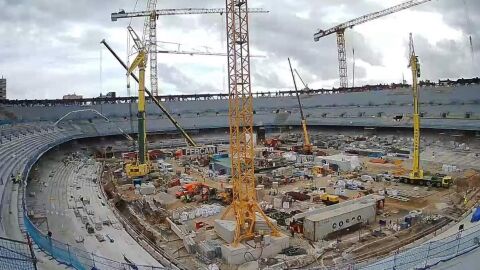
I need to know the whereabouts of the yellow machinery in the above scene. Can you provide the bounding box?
[221,0,279,246]
[403,34,451,188]
[408,33,423,180]
[320,194,339,205]
[125,26,150,179]
[288,58,312,154]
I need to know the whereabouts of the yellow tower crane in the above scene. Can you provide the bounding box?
[221,0,279,246]
[408,33,423,180]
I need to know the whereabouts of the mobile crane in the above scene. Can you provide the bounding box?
[101,39,197,147]
[288,58,312,155]
[396,34,451,188]
[408,33,423,182]
[124,26,150,179]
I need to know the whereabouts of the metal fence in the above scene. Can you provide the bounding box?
[23,213,168,270]
[357,221,480,270]
[0,236,37,270]
[20,135,169,270]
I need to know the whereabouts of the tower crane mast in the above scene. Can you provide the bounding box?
[314,0,432,88]
[221,0,279,246]
[143,0,159,96]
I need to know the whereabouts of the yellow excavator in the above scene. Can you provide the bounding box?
[288,58,312,155]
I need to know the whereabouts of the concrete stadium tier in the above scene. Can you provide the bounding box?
[0,85,479,132]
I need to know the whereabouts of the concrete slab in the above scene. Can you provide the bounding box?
[214,219,236,244]
[221,233,289,265]
[238,261,259,270]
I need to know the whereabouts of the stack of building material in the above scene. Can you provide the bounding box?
[282,152,297,162]
[139,182,155,195]
[197,241,217,260]
[314,154,361,172]
[273,198,282,208]
[205,240,222,257]
[215,220,236,243]
[255,213,278,233]
[442,164,458,173]
[183,235,197,254]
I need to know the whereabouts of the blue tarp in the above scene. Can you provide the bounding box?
[471,207,480,223]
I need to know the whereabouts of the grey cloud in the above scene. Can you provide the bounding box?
[158,63,216,94]
[0,0,479,99]
[410,35,476,79]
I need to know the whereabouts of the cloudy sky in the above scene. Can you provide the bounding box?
[0,0,478,99]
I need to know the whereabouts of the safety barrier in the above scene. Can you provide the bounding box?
[358,221,480,270]
[0,236,36,270]
[19,135,168,269]
[23,213,168,270]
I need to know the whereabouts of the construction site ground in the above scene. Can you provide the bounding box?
[96,130,480,269]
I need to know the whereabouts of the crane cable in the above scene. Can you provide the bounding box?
[462,0,475,73]
[129,0,139,26]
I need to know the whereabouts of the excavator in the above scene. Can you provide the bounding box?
[394,34,451,188]
[288,58,312,155]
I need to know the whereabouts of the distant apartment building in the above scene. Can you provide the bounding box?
[63,93,83,100]
[99,92,116,98]
[0,77,6,100]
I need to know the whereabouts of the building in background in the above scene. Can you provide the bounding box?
[0,77,6,100]
[99,92,116,98]
[63,93,83,100]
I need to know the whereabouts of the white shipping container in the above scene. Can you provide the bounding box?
[304,203,376,241]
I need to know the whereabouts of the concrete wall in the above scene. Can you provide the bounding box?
[2,85,480,130]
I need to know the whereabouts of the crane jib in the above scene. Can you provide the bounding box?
[313,0,432,41]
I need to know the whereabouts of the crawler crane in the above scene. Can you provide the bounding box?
[124,26,150,179]
[288,58,312,154]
